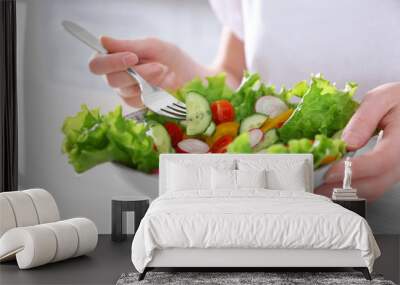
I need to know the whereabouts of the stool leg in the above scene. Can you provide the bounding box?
[112,201,126,242]
[134,201,149,234]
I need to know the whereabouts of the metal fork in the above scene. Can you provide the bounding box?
[62,20,186,121]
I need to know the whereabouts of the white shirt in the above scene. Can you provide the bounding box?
[209,0,400,98]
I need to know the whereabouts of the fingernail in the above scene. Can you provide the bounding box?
[122,54,137,67]
[324,173,342,183]
[160,64,168,74]
[342,131,362,148]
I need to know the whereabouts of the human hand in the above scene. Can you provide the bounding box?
[315,82,400,202]
[88,36,207,107]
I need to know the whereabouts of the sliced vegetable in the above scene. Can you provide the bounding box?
[320,155,337,165]
[253,129,279,152]
[163,122,183,147]
[185,92,212,136]
[240,113,268,134]
[180,120,188,128]
[260,109,293,133]
[210,135,234,153]
[175,145,187,153]
[210,99,235,124]
[148,122,172,153]
[255,96,289,118]
[248,129,264,147]
[203,121,216,137]
[207,121,240,146]
[177,138,209,154]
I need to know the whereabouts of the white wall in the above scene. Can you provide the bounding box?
[17,0,221,233]
[17,0,399,234]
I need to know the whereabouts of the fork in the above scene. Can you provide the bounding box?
[62,20,187,121]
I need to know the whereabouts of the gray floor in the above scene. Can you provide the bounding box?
[0,235,134,285]
[0,235,399,285]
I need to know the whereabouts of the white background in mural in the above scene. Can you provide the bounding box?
[17,0,399,233]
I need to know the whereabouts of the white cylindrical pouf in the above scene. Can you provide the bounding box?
[64,218,98,257]
[0,226,57,269]
[23,189,60,223]
[1,192,39,227]
[42,221,79,262]
[0,195,17,237]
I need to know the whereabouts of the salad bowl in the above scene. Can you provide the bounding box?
[112,132,383,196]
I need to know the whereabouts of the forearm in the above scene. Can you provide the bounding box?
[183,28,245,89]
[211,28,246,88]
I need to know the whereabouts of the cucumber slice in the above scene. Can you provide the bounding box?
[203,121,216,136]
[253,129,279,152]
[180,120,188,128]
[148,122,172,153]
[185,92,212,136]
[240,113,268,134]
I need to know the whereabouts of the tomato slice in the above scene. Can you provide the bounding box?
[210,135,234,153]
[210,100,235,125]
[164,122,183,147]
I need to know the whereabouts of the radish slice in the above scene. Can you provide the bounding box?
[255,96,289,118]
[177,139,209,154]
[248,129,264,147]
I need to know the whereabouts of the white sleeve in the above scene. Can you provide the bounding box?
[209,0,244,39]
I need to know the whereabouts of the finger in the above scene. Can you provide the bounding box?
[114,63,168,100]
[134,63,168,86]
[101,36,165,60]
[315,167,400,202]
[342,85,398,149]
[118,84,140,98]
[325,126,400,183]
[89,52,138,75]
[159,70,179,90]
[105,71,137,89]
[117,85,143,108]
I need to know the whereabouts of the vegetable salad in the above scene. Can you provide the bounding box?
[62,72,358,173]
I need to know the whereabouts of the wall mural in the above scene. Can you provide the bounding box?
[15,0,400,235]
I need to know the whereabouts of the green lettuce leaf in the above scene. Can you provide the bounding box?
[265,134,346,168]
[62,105,158,173]
[230,72,295,122]
[261,144,287,154]
[174,73,233,103]
[105,107,159,172]
[278,75,359,142]
[227,132,253,153]
[287,138,313,153]
[230,73,263,122]
[312,134,346,168]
